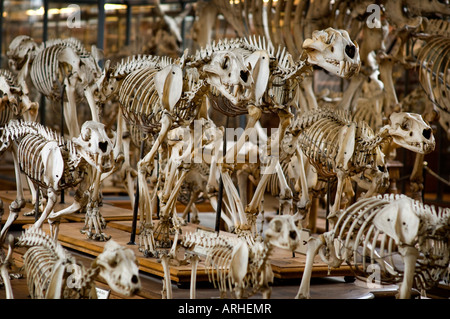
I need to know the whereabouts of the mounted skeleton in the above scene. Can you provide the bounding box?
[196,28,361,241]
[161,214,301,299]
[2,227,140,299]
[7,35,103,137]
[296,194,450,299]
[97,41,254,258]
[288,107,435,215]
[0,119,120,241]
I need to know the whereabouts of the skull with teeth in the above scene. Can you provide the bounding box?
[264,215,301,251]
[72,121,114,173]
[94,240,141,296]
[387,112,435,154]
[302,28,361,79]
[201,50,253,107]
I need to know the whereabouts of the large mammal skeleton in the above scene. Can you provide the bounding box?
[206,28,362,239]
[2,227,140,299]
[98,42,253,257]
[296,194,450,299]
[0,119,119,241]
[290,107,435,213]
[0,68,39,211]
[7,36,103,137]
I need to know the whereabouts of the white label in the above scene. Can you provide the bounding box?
[95,287,111,299]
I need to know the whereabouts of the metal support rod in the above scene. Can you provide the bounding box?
[125,3,132,46]
[60,83,66,203]
[0,0,4,67]
[39,0,49,126]
[43,0,49,43]
[34,185,40,222]
[129,139,145,245]
[97,0,105,68]
[215,117,229,234]
[326,178,331,232]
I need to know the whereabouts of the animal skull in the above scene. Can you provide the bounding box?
[72,121,114,173]
[264,215,301,251]
[95,240,141,296]
[387,112,435,154]
[6,35,37,72]
[203,50,253,106]
[302,28,361,79]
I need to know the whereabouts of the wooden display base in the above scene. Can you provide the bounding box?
[3,189,353,284]
[30,220,352,284]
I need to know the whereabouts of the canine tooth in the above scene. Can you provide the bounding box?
[233,85,239,97]
[339,61,345,75]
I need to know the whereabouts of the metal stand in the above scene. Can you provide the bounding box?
[129,139,145,245]
[215,117,229,234]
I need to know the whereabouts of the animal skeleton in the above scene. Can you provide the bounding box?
[98,42,253,257]
[7,36,103,137]
[0,69,38,125]
[208,29,361,239]
[161,214,301,299]
[3,227,140,299]
[0,119,119,241]
[288,107,435,214]
[0,68,39,212]
[296,194,450,299]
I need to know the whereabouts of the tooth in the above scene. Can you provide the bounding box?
[339,61,345,75]
[233,85,239,97]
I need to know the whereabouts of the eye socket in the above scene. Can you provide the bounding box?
[272,220,282,233]
[108,259,118,268]
[222,56,229,69]
[326,33,335,44]
[401,120,410,130]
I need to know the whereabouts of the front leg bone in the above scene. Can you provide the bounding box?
[295,236,325,299]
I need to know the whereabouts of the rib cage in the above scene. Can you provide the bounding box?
[118,64,203,134]
[182,232,242,292]
[30,45,68,101]
[0,69,20,126]
[119,67,164,133]
[292,108,352,178]
[415,34,450,114]
[0,120,82,189]
[329,194,450,291]
[182,231,271,297]
[30,37,96,102]
[16,227,74,299]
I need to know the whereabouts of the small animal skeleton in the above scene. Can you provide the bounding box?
[0,119,120,241]
[3,227,140,299]
[296,194,450,299]
[161,214,301,299]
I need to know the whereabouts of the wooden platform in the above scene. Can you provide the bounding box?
[2,189,353,284]
[32,220,352,283]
